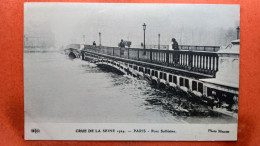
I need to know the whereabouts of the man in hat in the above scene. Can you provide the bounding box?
[118,39,125,48]
[169,38,180,64]
[118,39,125,56]
[171,38,179,50]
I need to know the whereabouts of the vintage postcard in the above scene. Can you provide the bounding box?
[24,3,240,140]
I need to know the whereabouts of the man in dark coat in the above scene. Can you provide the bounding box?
[171,38,180,64]
[118,39,125,56]
[172,38,179,50]
[118,39,125,48]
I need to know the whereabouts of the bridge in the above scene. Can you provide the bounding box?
[66,42,239,118]
[64,44,83,59]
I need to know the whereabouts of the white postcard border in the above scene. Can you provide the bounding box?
[25,122,237,141]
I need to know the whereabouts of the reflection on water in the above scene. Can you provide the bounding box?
[24,52,237,124]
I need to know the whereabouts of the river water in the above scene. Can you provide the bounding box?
[24,52,237,124]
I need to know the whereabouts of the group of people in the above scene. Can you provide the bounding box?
[92,39,126,48]
[92,37,179,51]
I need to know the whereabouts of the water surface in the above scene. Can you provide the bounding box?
[24,52,237,124]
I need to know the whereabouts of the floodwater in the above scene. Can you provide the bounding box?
[24,52,237,124]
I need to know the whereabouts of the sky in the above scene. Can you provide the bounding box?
[24,3,240,48]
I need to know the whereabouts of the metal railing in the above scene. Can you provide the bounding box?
[179,45,220,52]
[83,45,219,76]
[134,45,220,52]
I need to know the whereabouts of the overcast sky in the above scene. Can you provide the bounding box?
[24,3,240,47]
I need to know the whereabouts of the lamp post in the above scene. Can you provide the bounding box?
[236,26,240,39]
[143,23,146,49]
[158,33,160,50]
[99,32,101,46]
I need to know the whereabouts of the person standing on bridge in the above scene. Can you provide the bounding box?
[93,41,96,47]
[118,39,125,48]
[169,38,180,64]
[171,38,179,50]
[118,39,125,56]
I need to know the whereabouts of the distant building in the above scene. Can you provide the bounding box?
[24,22,55,52]
[24,33,55,49]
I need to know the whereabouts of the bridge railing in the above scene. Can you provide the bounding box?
[83,45,219,76]
[131,45,220,51]
[179,45,220,52]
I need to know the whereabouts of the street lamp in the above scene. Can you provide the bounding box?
[99,32,101,46]
[158,33,160,50]
[236,26,240,39]
[143,23,146,49]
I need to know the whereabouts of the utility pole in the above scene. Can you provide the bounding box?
[99,32,101,46]
[158,33,160,50]
[143,23,146,49]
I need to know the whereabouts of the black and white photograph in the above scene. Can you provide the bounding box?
[24,3,240,140]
